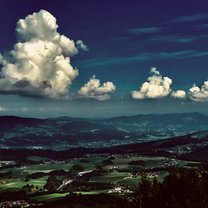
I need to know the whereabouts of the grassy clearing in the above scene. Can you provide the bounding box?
[110,156,167,170]
[117,176,141,187]
[90,172,129,183]
[26,156,51,161]
[75,190,109,195]
[32,193,68,202]
[3,161,72,175]
[0,177,47,192]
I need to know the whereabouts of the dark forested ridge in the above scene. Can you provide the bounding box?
[1,129,208,162]
[1,112,208,149]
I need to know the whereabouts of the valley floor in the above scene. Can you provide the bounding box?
[0,151,202,207]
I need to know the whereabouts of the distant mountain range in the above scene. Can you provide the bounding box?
[1,130,208,162]
[1,112,208,150]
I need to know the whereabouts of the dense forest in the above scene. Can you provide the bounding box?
[136,165,208,208]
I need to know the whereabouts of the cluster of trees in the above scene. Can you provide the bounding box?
[43,193,133,208]
[43,165,85,192]
[22,184,44,193]
[136,165,208,208]
[44,176,62,192]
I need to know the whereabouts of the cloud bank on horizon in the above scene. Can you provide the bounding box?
[188,81,208,101]
[131,67,208,101]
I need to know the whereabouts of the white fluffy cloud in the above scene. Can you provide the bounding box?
[0,10,88,98]
[150,67,160,75]
[76,40,89,51]
[188,81,208,101]
[78,75,116,101]
[171,90,186,99]
[131,68,172,99]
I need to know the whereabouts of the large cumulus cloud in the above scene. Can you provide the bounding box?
[78,75,116,101]
[0,10,87,98]
[131,68,172,99]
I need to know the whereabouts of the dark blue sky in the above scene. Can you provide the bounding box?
[0,0,208,117]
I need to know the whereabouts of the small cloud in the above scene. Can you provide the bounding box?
[171,90,186,99]
[150,34,198,43]
[169,14,208,24]
[78,75,116,101]
[0,106,5,111]
[150,67,160,75]
[188,82,208,101]
[129,26,161,34]
[158,50,208,59]
[131,68,172,99]
[76,40,89,51]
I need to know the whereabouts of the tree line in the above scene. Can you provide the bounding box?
[136,164,208,208]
